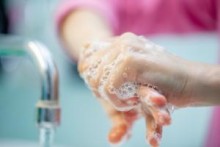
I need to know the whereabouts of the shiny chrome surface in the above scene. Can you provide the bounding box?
[0,36,60,127]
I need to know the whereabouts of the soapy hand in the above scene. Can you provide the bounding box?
[78,33,190,146]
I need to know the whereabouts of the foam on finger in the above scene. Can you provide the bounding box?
[145,113,162,147]
[138,85,174,146]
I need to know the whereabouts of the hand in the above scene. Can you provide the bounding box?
[78,33,191,146]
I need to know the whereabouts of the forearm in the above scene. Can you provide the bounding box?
[187,62,220,106]
[60,9,113,61]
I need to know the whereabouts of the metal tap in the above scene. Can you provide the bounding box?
[0,35,60,128]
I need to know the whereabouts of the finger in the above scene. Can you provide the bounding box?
[145,93,171,126]
[98,99,130,144]
[102,56,140,111]
[108,122,129,144]
[151,108,171,126]
[147,106,171,126]
[78,42,107,73]
[123,108,140,124]
[95,35,144,110]
[86,42,122,98]
[78,45,109,84]
[108,109,141,144]
[138,86,171,126]
[145,111,162,147]
[139,86,167,106]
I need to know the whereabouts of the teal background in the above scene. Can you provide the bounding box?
[0,0,219,147]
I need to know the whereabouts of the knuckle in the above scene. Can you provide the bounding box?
[121,32,136,39]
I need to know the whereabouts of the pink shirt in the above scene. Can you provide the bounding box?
[56,0,220,35]
[56,0,220,146]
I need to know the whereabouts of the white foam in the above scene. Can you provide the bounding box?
[166,103,176,114]
[113,82,138,100]
[138,36,165,53]
[84,41,111,57]
[86,59,102,79]
[97,54,124,100]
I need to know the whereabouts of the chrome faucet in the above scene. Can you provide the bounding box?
[0,36,60,142]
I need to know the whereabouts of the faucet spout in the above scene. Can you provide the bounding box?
[0,36,60,128]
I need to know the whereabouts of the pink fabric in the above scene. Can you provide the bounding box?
[206,107,220,147]
[56,0,218,35]
[55,0,220,146]
[113,0,217,35]
[206,1,220,147]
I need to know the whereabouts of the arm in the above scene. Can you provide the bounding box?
[187,62,220,106]
[60,9,112,61]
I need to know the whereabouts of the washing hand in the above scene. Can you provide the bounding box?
[78,33,195,146]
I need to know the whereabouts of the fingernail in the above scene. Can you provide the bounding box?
[157,112,171,126]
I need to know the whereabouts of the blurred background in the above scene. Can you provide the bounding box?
[0,0,219,147]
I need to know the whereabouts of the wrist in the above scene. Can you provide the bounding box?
[186,62,220,106]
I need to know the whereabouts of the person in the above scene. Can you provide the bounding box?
[55,0,220,147]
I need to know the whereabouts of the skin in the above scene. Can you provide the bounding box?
[60,8,220,147]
